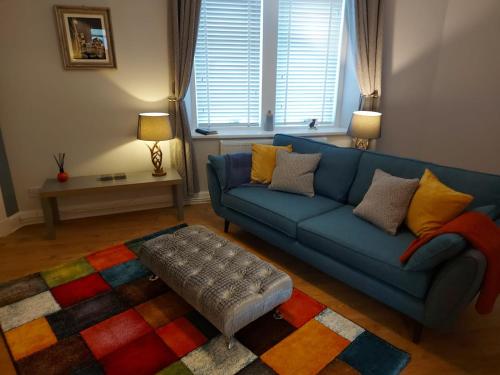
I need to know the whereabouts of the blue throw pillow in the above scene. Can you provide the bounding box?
[403,205,497,271]
[224,153,252,191]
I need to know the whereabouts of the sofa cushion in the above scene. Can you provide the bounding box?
[223,186,342,238]
[348,151,500,209]
[297,205,434,299]
[273,134,362,203]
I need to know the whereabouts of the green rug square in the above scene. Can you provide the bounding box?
[41,259,95,288]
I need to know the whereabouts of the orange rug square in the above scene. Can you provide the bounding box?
[86,245,137,271]
[157,316,207,357]
[5,317,57,360]
[135,292,193,328]
[261,319,350,375]
[278,288,326,328]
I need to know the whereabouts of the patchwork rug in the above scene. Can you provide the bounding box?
[0,224,410,375]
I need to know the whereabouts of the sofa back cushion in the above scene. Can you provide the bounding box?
[273,134,362,202]
[348,151,500,209]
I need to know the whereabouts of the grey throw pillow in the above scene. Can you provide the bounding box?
[353,169,419,235]
[269,150,321,197]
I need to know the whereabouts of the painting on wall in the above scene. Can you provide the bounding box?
[54,6,116,69]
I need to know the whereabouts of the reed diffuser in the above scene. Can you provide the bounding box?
[53,153,69,182]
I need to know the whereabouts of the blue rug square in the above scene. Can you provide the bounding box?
[100,260,150,288]
[338,331,410,375]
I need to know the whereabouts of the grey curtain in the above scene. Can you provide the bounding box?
[167,0,201,195]
[347,0,384,111]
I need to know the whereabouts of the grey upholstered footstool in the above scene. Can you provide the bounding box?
[139,225,293,347]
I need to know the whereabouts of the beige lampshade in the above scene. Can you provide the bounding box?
[137,112,173,141]
[348,111,382,139]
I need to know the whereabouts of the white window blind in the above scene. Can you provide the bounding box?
[275,0,345,125]
[194,0,262,127]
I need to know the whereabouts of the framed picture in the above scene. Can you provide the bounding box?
[54,6,116,69]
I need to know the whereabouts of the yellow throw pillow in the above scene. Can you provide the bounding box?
[251,144,292,184]
[406,169,474,237]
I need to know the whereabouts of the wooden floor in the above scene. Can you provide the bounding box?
[1,204,499,374]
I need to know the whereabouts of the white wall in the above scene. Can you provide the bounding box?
[379,0,500,174]
[0,0,173,214]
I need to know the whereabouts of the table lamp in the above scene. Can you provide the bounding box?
[137,112,173,176]
[348,111,382,150]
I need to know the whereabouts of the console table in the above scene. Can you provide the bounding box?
[39,169,184,239]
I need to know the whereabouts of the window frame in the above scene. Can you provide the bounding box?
[189,0,349,132]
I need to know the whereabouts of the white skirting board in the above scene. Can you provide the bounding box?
[0,191,211,237]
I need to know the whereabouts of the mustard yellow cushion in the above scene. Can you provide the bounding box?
[406,169,474,237]
[251,144,292,184]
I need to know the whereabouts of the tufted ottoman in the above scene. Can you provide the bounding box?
[139,225,293,347]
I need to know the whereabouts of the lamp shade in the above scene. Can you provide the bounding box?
[348,111,382,139]
[137,112,173,141]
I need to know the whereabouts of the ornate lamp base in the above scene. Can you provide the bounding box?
[147,141,167,177]
[353,137,370,150]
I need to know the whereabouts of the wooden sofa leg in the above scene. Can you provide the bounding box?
[224,219,230,233]
[412,321,423,343]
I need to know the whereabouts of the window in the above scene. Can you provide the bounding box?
[193,0,346,129]
[275,0,345,125]
[194,0,262,127]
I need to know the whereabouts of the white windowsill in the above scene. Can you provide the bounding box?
[191,126,348,140]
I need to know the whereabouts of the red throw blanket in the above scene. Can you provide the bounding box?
[400,212,500,314]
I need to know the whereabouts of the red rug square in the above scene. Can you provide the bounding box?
[277,288,326,328]
[86,244,137,271]
[50,273,111,308]
[100,332,178,375]
[156,317,207,357]
[81,309,152,359]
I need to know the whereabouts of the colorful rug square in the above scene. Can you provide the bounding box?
[261,319,350,375]
[86,245,137,271]
[235,311,296,355]
[315,308,365,341]
[41,258,94,288]
[99,332,178,375]
[81,309,153,359]
[135,292,193,328]
[16,335,94,375]
[237,359,276,375]
[46,291,128,339]
[115,275,170,306]
[0,274,48,308]
[0,291,60,331]
[157,316,207,358]
[100,259,150,288]
[50,273,111,308]
[338,331,410,375]
[277,288,326,328]
[156,360,193,375]
[181,335,256,375]
[0,224,410,375]
[4,317,57,361]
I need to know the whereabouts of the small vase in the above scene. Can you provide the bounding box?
[57,170,69,183]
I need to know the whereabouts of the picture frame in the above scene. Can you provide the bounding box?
[54,5,117,69]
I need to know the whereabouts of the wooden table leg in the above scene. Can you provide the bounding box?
[50,197,60,223]
[41,197,56,240]
[173,184,184,221]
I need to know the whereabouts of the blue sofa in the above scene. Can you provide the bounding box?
[207,134,500,339]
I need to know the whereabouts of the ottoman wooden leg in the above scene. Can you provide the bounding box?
[224,219,230,233]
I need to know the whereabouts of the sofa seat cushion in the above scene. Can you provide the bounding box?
[297,205,434,299]
[223,186,342,238]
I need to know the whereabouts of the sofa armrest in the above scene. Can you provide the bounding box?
[207,162,224,216]
[423,248,486,328]
[207,154,227,190]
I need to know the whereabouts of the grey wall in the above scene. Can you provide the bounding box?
[0,0,172,213]
[379,0,500,174]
